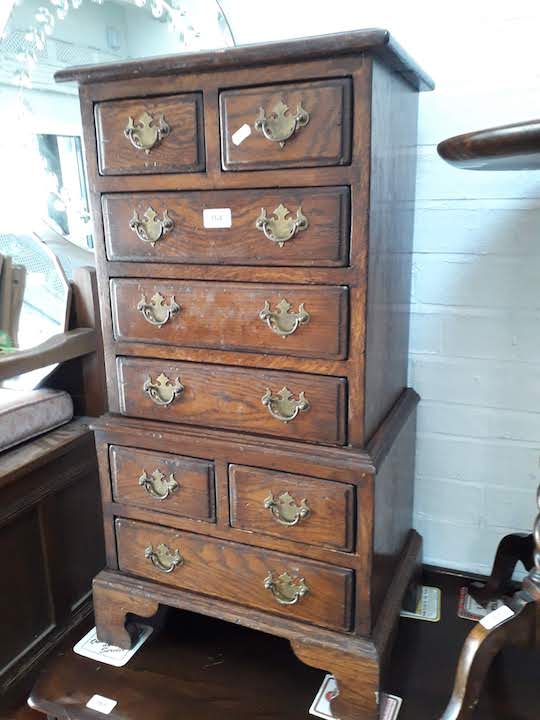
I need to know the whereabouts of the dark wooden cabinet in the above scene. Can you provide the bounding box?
[57,29,433,720]
[0,422,105,698]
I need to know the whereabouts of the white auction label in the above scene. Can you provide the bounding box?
[480,605,515,630]
[86,694,117,714]
[231,123,251,146]
[203,208,232,228]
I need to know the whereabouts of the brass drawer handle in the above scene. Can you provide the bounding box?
[255,203,308,247]
[124,111,170,153]
[144,543,183,573]
[139,469,179,501]
[137,292,180,328]
[259,298,310,337]
[264,571,309,605]
[264,491,310,526]
[254,101,309,148]
[261,386,309,423]
[129,206,174,246]
[143,372,184,406]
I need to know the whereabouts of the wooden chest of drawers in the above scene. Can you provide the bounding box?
[57,29,433,720]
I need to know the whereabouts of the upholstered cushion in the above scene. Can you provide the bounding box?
[0,388,73,452]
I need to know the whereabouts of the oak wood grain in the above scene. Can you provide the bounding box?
[116,357,348,446]
[229,464,355,552]
[220,79,352,171]
[95,93,204,175]
[110,279,349,360]
[109,445,215,522]
[102,186,351,266]
[115,517,354,632]
[55,28,434,91]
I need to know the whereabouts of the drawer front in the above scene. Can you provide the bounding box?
[102,187,350,266]
[117,357,347,446]
[220,79,352,171]
[111,279,348,360]
[229,465,355,551]
[116,518,353,631]
[109,445,215,521]
[95,94,204,175]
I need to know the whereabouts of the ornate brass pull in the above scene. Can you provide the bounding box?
[264,491,310,526]
[124,111,170,153]
[259,298,310,337]
[129,206,174,246]
[143,372,184,406]
[144,543,183,573]
[137,292,180,328]
[254,101,309,148]
[255,204,308,248]
[261,386,309,423]
[264,571,309,605]
[139,468,179,501]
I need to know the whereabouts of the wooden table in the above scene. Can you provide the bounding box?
[15,570,539,720]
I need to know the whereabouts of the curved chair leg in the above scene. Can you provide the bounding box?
[439,600,535,720]
[469,533,534,605]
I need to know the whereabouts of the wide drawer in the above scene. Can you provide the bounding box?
[109,445,215,521]
[102,187,350,266]
[110,279,348,360]
[116,518,353,631]
[117,357,347,446]
[229,465,355,551]
[95,93,204,175]
[220,79,352,171]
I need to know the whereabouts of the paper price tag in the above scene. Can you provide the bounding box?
[231,123,251,146]
[480,605,515,630]
[86,695,117,714]
[203,208,232,228]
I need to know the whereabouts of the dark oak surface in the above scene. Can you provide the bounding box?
[0,421,105,699]
[229,464,355,552]
[220,78,352,170]
[115,517,354,632]
[19,568,539,720]
[110,279,349,360]
[437,119,540,170]
[109,445,215,522]
[102,186,351,266]
[54,28,434,91]
[116,356,348,446]
[95,93,205,175]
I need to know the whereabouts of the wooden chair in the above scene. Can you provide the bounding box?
[0,266,106,705]
[437,120,540,720]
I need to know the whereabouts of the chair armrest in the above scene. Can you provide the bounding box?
[0,327,96,381]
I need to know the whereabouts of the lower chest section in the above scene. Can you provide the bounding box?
[97,424,373,635]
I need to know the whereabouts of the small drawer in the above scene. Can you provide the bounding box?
[111,279,348,360]
[95,93,204,175]
[102,186,350,266]
[116,518,353,631]
[229,465,355,551]
[117,357,347,446]
[109,445,215,522]
[220,79,352,171]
